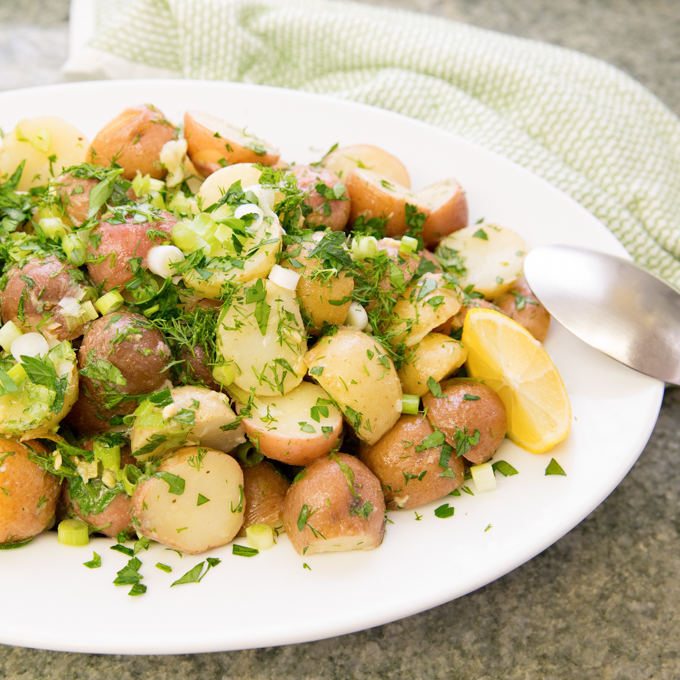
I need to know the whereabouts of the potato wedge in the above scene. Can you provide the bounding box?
[217,279,307,397]
[398,333,468,396]
[0,438,59,545]
[131,386,246,462]
[241,382,342,466]
[417,178,468,248]
[185,110,279,177]
[439,224,527,299]
[347,169,430,238]
[323,144,411,188]
[131,446,244,554]
[304,327,401,445]
[238,460,289,537]
[359,415,465,509]
[0,116,89,190]
[282,453,385,555]
[386,273,462,348]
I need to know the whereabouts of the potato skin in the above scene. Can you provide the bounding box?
[86,209,175,291]
[360,415,465,509]
[423,379,507,465]
[0,438,59,544]
[63,387,115,435]
[78,312,171,415]
[89,104,176,180]
[322,144,411,188]
[290,165,351,232]
[237,460,289,537]
[419,179,468,249]
[493,278,550,343]
[282,240,354,334]
[282,453,386,555]
[56,173,99,226]
[1,256,92,341]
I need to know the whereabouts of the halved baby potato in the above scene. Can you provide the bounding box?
[184,110,279,177]
[197,162,265,209]
[240,382,343,466]
[282,453,386,555]
[347,169,430,238]
[0,116,89,190]
[131,386,246,462]
[217,280,307,397]
[398,333,468,396]
[417,178,468,248]
[439,223,527,299]
[131,446,244,554]
[304,327,401,445]
[322,144,411,188]
[238,460,290,537]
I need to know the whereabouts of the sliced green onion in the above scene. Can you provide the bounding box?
[470,462,497,493]
[268,264,300,291]
[150,193,166,210]
[172,222,211,256]
[95,290,125,315]
[117,466,139,496]
[344,301,368,330]
[30,128,51,153]
[400,235,419,255]
[62,233,87,267]
[143,305,160,317]
[212,364,235,387]
[147,245,184,279]
[0,321,23,353]
[39,217,69,240]
[58,519,90,547]
[7,363,27,384]
[401,394,420,415]
[11,332,49,363]
[233,441,264,468]
[132,172,151,198]
[94,440,121,471]
[80,300,99,322]
[351,236,379,261]
[246,524,274,551]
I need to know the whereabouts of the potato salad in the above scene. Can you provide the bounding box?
[0,104,568,575]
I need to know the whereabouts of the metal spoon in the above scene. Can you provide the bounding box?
[523,245,680,385]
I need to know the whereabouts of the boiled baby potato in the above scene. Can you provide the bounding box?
[0,438,60,545]
[89,104,176,180]
[131,446,244,554]
[494,277,550,343]
[238,460,289,537]
[360,415,465,509]
[387,273,462,347]
[290,164,351,232]
[241,382,343,466]
[217,279,307,397]
[184,110,280,177]
[304,327,401,445]
[0,341,79,440]
[281,238,354,334]
[197,162,264,209]
[0,116,89,190]
[131,385,246,461]
[439,223,526,299]
[347,169,430,238]
[322,144,411,188]
[398,333,468,396]
[435,298,501,336]
[417,178,468,248]
[282,453,385,555]
[423,378,507,465]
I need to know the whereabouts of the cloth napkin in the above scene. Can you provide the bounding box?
[63,0,680,287]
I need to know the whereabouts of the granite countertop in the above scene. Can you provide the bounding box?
[1,1,680,678]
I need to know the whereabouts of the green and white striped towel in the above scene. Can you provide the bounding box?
[63,0,680,285]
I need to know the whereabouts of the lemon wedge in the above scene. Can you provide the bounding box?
[462,308,571,453]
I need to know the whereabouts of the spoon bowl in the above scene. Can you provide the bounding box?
[524,245,680,385]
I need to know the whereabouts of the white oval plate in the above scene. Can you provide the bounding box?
[0,80,663,655]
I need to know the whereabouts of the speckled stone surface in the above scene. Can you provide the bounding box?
[1,1,680,678]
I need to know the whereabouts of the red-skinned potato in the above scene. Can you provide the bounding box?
[237,460,290,537]
[290,165,351,231]
[241,382,343,466]
[360,415,465,509]
[322,144,411,188]
[435,298,502,336]
[184,110,279,177]
[282,453,386,555]
[423,379,507,465]
[493,278,550,343]
[89,104,176,180]
[63,388,115,436]
[417,178,468,248]
[86,208,176,292]
[347,169,430,238]
[78,312,172,416]
[0,438,59,545]
[131,446,244,554]
[1,255,94,341]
